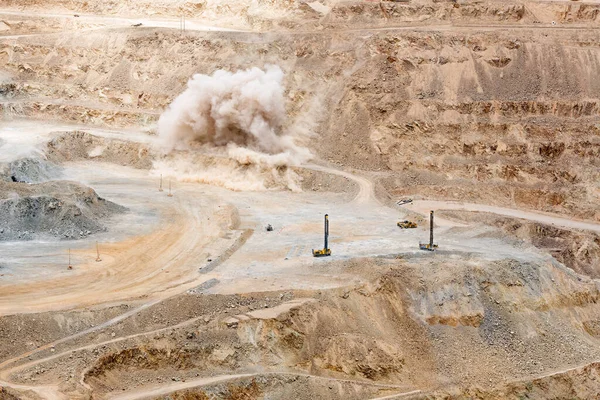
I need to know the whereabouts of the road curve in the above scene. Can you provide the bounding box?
[303,164,600,234]
[302,163,375,205]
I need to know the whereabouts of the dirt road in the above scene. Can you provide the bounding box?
[2,8,599,42]
[109,372,412,400]
[409,200,600,232]
[303,164,600,235]
[0,163,236,315]
[304,163,375,205]
[0,10,245,35]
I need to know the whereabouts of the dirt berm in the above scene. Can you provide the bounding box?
[0,157,62,184]
[0,180,126,241]
[46,131,153,170]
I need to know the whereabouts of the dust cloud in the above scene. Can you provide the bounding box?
[155,66,312,191]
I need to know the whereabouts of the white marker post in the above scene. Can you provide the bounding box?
[95,241,102,262]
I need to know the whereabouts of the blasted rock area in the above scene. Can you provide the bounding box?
[0,180,126,241]
[0,157,63,184]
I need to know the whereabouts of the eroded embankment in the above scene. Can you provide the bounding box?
[76,259,600,395]
[46,131,153,169]
[3,255,596,398]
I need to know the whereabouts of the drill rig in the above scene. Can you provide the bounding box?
[312,214,331,257]
[419,210,438,251]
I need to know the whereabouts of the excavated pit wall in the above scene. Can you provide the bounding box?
[2,26,599,217]
[1,0,599,31]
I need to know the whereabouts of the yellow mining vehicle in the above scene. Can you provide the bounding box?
[397,220,417,229]
[312,214,331,257]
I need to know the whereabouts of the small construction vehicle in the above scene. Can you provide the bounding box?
[312,214,331,257]
[419,211,438,251]
[396,198,413,206]
[397,220,417,229]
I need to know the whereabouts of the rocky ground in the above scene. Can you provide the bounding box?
[440,210,600,279]
[0,179,126,241]
[2,254,600,398]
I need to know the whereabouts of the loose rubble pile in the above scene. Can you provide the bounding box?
[0,180,126,241]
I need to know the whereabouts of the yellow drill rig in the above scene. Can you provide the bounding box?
[312,214,331,257]
[419,210,438,251]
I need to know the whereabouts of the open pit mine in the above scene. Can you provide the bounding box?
[1,0,600,399]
